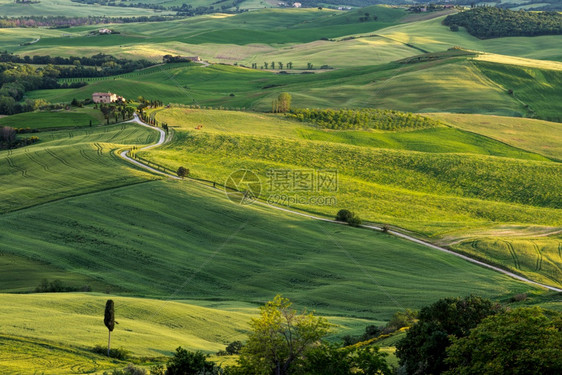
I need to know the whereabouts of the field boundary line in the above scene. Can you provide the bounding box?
[121,114,562,293]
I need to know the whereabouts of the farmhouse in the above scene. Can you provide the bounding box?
[293,2,301,8]
[92,92,125,104]
[98,28,112,34]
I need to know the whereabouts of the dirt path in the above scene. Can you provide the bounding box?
[120,115,562,293]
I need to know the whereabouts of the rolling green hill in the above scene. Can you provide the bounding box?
[0,122,157,213]
[0,108,104,130]
[426,113,562,161]
[0,0,171,17]
[26,55,558,118]
[141,108,562,288]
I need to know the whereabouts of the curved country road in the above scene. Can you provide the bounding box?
[120,114,562,293]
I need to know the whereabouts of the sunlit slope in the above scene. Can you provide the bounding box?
[143,109,562,287]
[376,16,562,62]
[0,123,157,213]
[0,293,253,356]
[426,113,562,161]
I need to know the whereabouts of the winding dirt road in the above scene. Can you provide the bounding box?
[120,115,562,293]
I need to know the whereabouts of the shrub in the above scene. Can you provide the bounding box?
[166,347,220,375]
[336,209,362,227]
[102,364,147,375]
[92,345,130,360]
[510,293,528,302]
[225,341,243,355]
[335,209,353,222]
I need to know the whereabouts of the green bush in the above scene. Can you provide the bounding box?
[166,347,220,375]
[336,209,362,227]
[92,345,130,360]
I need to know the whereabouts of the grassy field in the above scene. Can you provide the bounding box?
[26,56,553,117]
[376,16,562,63]
[0,179,542,312]
[0,107,104,129]
[475,61,562,122]
[0,0,172,17]
[141,108,562,287]
[0,122,157,213]
[426,113,562,161]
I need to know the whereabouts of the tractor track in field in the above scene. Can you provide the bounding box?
[5,155,29,178]
[504,240,521,270]
[117,114,562,293]
[45,149,76,169]
[25,149,50,172]
[532,241,543,272]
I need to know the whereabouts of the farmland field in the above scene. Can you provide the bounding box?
[0,121,157,213]
[25,56,559,118]
[141,108,562,288]
[1,3,561,373]
[0,108,104,129]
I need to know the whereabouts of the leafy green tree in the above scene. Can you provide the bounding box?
[237,295,332,375]
[298,343,392,375]
[104,299,115,357]
[166,347,220,375]
[277,92,291,113]
[396,295,501,375]
[225,341,243,355]
[177,166,189,178]
[335,209,362,227]
[445,307,562,375]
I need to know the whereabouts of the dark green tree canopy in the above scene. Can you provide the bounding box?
[445,307,562,375]
[104,299,115,332]
[396,295,501,375]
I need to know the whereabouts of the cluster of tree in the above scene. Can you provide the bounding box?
[437,1,562,12]
[98,103,135,124]
[0,63,77,114]
[296,0,403,7]
[443,7,562,39]
[253,62,294,70]
[343,308,417,346]
[0,15,185,29]
[271,92,292,113]
[101,294,561,375]
[162,55,195,64]
[1,52,154,71]
[287,108,441,131]
[35,278,91,293]
[358,12,378,22]
[0,126,39,150]
[396,295,562,374]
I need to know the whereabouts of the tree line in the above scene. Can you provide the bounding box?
[70,0,248,17]
[100,294,561,375]
[443,7,562,39]
[0,15,186,28]
[0,52,154,69]
[287,108,441,131]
